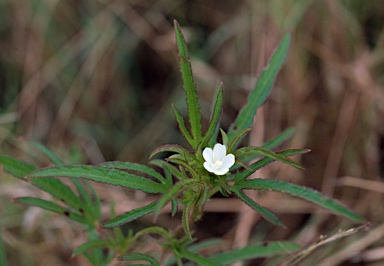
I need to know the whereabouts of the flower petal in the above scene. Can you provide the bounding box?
[203,162,215,173]
[214,168,229,175]
[212,143,226,161]
[221,154,235,169]
[202,147,214,164]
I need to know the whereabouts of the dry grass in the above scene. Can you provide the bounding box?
[1,0,384,265]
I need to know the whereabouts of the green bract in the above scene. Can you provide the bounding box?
[0,20,365,266]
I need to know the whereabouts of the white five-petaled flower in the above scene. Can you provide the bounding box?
[203,143,235,175]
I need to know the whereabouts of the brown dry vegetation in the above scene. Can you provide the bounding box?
[1,1,384,265]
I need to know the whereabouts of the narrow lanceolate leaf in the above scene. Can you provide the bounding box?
[99,161,166,184]
[29,165,166,194]
[150,160,183,181]
[210,241,300,265]
[29,141,64,165]
[231,188,284,227]
[228,33,291,144]
[163,164,173,189]
[28,143,94,216]
[235,149,310,183]
[149,144,192,160]
[181,250,219,266]
[0,155,88,213]
[234,146,305,170]
[103,201,158,228]
[261,128,295,150]
[71,178,99,221]
[171,198,178,217]
[118,253,160,265]
[173,105,194,148]
[0,154,36,180]
[234,179,365,222]
[182,202,193,239]
[227,128,251,153]
[29,177,85,211]
[167,157,199,178]
[154,182,183,218]
[164,239,224,266]
[174,20,202,148]
[72,240,113,257]
[202,83,223,147]
[15,197,86,223]
[85,181,101,219]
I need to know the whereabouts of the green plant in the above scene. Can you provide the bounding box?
[0,20,364,265]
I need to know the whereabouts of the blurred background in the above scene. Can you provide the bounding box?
[1,0,384,265]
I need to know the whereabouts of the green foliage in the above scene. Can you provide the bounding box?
[0,19,365,266]
[233,146,305,169]
[0,154,36,179]
[233,179,365,222]
[174,20,202,149]
[209,242,301,265]
[227,33,291,146]
[0,227,7,266]
[30,165,167,194]
[118,253,160,265]
[15,197,86,223]
[231,188,284,227]
[202,83,224,147]
[103,200,158,228]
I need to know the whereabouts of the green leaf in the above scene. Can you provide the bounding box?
[0,154,36,180]
[134,226,169,239]
[85,181,101,220]
[150,160,183,181]
[118,253,159,265]
[234,179,365,222]
[154,182,183,219]
[100,161,166,184]
[28,143,98,220]
[182,202,193,240]
[208,125,220,148]
[227,128,251,153]
[228,33,291,145]
[167,157,199,178]
[231,188,284,227]
[29,165,166,194]
[30,177,85,211]
[210,241,300,265]
[174,20,202,148]
[261,128,295,150]
[150,144,191,160]
[180,250,219,266]
[202,83,223,147]
[72,240,112,257]
[0,228,7,266]
[173,105,194,148]
[103,201,158,228]
[165,239,224,266]
[29,141,64,165]
[234,149,310,183]
[162,164,173,189]
[220,129,229,147]
[0,154,92,216]
[171,198,178,217]
[234,146,305,169]
[71,179,99,221]
[15,197,86,223]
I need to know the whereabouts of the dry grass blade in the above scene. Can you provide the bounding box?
[280,224,369,266]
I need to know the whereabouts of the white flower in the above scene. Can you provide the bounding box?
[203,143,235,175]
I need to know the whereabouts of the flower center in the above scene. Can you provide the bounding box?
[214,160,222,167]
